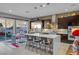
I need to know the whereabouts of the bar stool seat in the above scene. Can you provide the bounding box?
[45,42,53,54]
[45,42,50,51]
[40,41,46,51]
[26,38,33,50]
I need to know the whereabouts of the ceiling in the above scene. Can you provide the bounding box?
[0,3,79,18]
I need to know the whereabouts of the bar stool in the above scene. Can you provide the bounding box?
[49,44,53,54]
[32,37,40,53]
[35,40,40,53]
[35,38,42,53]
[25,35,29,47]
[32,37,37,52]
[40,38,46,54]
[45,39,53,54]
[49,40,53,54]
[26,36,33,50]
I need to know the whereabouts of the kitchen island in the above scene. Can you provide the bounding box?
[26,33,61,55]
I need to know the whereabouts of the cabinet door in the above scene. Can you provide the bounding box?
[58,18,68,29]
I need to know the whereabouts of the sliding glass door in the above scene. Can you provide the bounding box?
[5,19,15,41]
[0,17,15,42]
[0,17,6,41]
[16,20,27,43]
[0,17,28,43]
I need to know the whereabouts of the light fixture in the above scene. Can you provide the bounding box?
[60,16,64,18]
[40,5,43,7]
[42,4,46,7]
[71,13,76,16]
[46,3,50,5]
[8,10,12,13]
[34,7,38,9]
[40,4,46,7]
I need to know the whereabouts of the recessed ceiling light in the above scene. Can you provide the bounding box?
[8,10,12,13]
[40,5,43,7]
[34,7,38,9]
[46,3,50,5]
[42,4,46,7]
[40,4,46,7]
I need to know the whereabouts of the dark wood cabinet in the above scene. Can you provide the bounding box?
[58,15,79,29]
[57,33,68,42]
[61,34,68,42]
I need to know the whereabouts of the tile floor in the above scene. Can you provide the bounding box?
[0,41,70,55]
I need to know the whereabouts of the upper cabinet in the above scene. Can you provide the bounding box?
[58,15,79,29]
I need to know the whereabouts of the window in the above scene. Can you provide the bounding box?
[31,21,42,29]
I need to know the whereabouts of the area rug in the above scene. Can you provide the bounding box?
[11,43,20,48]
[0,41,20,49]
[4,40,20,48]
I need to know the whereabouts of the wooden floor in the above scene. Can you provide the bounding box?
[66,45,73,55]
